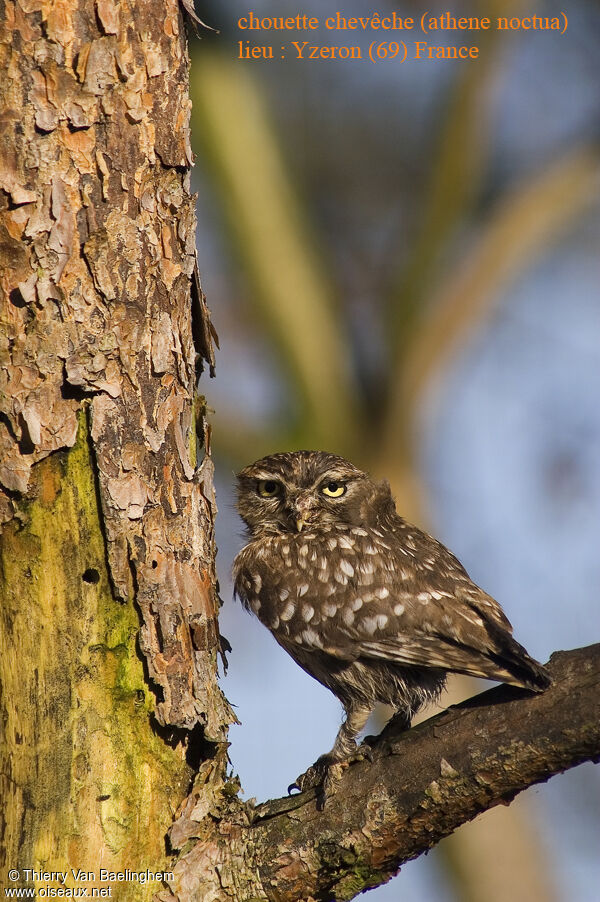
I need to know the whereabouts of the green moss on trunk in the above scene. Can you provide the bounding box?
[0,410,191,897]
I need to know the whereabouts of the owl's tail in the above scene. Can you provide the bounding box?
[486,631,552,692]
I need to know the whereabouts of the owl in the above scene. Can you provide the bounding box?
[233,451,551,797]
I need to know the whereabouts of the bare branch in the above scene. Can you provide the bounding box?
[163,644,599,901]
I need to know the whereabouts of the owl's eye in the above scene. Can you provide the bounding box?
[257,479,280,498]
[321,481,346,498]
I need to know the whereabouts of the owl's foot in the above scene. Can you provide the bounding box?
[289,755,345,809]
[288,743,373,808]
[288,753,340,797]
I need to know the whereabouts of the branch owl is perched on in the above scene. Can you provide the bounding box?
[233,451,551,796]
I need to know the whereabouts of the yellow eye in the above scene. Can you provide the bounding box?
[257,479,280,498]
[322,481,346,498]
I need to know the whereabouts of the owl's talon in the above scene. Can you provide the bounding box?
[292,762,325,793]
[353,741,374,763]
[289,753,341,800]
[291,751,362,807]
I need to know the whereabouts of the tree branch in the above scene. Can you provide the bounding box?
[162,644,600,901]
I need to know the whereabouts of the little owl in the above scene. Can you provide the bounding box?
[233,451,551,796]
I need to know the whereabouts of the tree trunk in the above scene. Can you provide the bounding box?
[0,0,231,896]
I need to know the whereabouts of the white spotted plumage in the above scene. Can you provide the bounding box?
[233,450,552,792]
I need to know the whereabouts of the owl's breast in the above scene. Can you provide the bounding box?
[232,526,397,640]
[233,532,328,631]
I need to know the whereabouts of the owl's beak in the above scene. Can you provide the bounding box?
[291,494,313,531]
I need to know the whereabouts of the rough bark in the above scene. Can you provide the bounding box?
[161,644,600,902]
[0,0,231,894]
[0,0,230,736]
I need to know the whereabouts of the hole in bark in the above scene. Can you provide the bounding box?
[151,560,158,569]
[82,568,100,584]
[17,414,35,455]
[185,724,217,772]
[61,380,90,401]
[9,288,27,308]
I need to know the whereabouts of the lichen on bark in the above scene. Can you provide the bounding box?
[0,409,191,896]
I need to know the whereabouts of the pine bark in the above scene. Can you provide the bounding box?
[0,0,231,896]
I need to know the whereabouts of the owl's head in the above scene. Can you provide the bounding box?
[236,450,393,536]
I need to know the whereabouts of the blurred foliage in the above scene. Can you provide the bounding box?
[190,15,598,516]
[188,1,600,899]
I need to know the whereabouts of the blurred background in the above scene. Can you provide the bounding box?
[189,1,600,899]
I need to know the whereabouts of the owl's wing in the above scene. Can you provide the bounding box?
[302,582,547,690]
[276,527,548,690]
[357,629,551,691]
